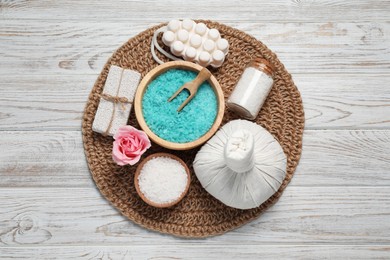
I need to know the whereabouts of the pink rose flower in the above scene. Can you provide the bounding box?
[112,126,151,166]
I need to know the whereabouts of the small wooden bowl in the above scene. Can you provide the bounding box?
[134,61,225,150]
[134,153,191,208]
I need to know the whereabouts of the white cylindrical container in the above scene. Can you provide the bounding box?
[227,59,275,120]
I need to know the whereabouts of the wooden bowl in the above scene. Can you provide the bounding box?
[134,61,225,150]
[134,153,191,208]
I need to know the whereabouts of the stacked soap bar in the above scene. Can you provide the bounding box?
[162,19,229,68]
[92,65,141,136]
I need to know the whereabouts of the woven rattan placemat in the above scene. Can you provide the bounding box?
[82,20,304,238]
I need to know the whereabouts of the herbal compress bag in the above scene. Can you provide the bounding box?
[193,120,287,210]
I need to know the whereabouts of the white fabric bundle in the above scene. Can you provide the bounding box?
[92,65,141,136]
[193,120,287,209]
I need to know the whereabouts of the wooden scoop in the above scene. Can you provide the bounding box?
[167,67,212,112]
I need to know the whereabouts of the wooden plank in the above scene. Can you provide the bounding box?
[0,186,389,245]
[0,245,389,259]
[0,75,92,131]
[1,73,389,131]
[0,21,389,74]
[298,75,390,129]
[0,130,389,187]
[0,131,91,187]
[295,130,390,186]
[1,0,389,22]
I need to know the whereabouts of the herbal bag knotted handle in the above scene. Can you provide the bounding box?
[224,130,255,173]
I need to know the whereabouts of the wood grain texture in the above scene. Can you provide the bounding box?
[1,0,389,22]
[299,74,390,129]
[0,186,389,245]
[0,130,389,187]
[0,74,91,130]
[0,21,389,74]
[1,73,389,130]
[0,245,389,259]
[1,0,390,257]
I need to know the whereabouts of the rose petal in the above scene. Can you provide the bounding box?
[124,145,141,154]
[112,155,126,166]
[125,149,141,157]
[112,142,127,165]
[123,154,141,165]
[114,125,136,140]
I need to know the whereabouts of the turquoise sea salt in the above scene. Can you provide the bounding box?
[142,69,218,143]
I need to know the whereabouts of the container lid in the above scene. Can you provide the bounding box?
[250,58,275,77]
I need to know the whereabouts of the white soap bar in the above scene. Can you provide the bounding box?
[162,19,229,68]
[92,65,141,136]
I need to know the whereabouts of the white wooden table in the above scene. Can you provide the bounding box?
[1,1,389,259]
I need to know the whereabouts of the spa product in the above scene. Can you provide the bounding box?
[135,153,190,207]
[193,119,287,210]
[134,61,225,151]
[151,19,229,67]
[141,68,217,143]
[92,65,141,136]
[168,67,211,112]
[227,59,275,120]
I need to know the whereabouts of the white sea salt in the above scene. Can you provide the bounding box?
[138,156,188,204]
